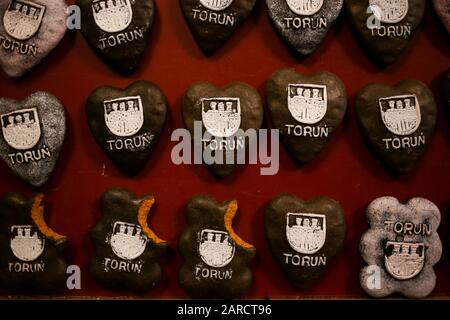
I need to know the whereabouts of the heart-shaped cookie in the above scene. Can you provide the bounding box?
[266,0,343,55]
[265,193,346,290]
[181,82,263,178]
[0,193,68,292]
[433,0,450,34]
[267,68,347,164]
[76,0,154,73]
[0,0,68,77]
[90,188,168,292]
[356,80,437,175]
[0,92,66,187]
[360,197,442,298]
[178,195,255,299]
[86,80,167,176]
[180,0,257,55]
[346,0,425,65]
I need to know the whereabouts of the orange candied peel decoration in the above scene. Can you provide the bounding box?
[31,194,66,243]
[138,196,167,244]
[224,200,254,249]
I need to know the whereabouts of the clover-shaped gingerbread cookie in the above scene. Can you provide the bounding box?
[360,197,442,298]
[90,188,168,292]
[179,195,255,299]
[0,193,67,292]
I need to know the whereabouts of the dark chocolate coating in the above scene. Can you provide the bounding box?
[265,193,346,290]
[76,0,154,73]
[178,195,255,299]
[182,82,263,178]
[90,188,167,293]
[0,193,67,292]
[180,0,256,54]
[267,68,347,164]
[86,80,167,176]
[356,80,436,175]
[346,0,425,65]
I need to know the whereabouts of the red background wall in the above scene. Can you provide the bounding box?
[0,0,449,298]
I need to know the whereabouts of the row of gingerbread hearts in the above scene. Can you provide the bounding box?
[2,68,447,187]
[1,0,448,77]
[0,191,442,299]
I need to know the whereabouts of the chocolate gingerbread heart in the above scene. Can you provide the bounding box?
[90,188,168,292]
[0,193,68,292]
[179,196,255,299]
[356,80,437,175]
[0,0,68,77]
[266,0,343,55]
[86,81,167,176]
[180,0,257,54]
[267,68,347,164]
[433,0,450,35]
[360,197,442,298]
[76,0,154,73]
[0,92,66,187]
[346,0,425,65]
[265,193,346,290]
[181,82,263,178]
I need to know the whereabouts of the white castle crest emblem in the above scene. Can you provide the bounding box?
[201,97,241,138]
[3,0,46,41]
[379,94,421,136]
[285,0,324,16]
[10,225,45,262]
[288,84,327,125]
[369,0,409,24]
[1,107,41,151]
[110,221,148,260]
[92,0,133,33]
[384,241,425,280]
[286,213,326,255]
[199,0,233,11]
[198,229,235,268]
[104,96,144,137]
